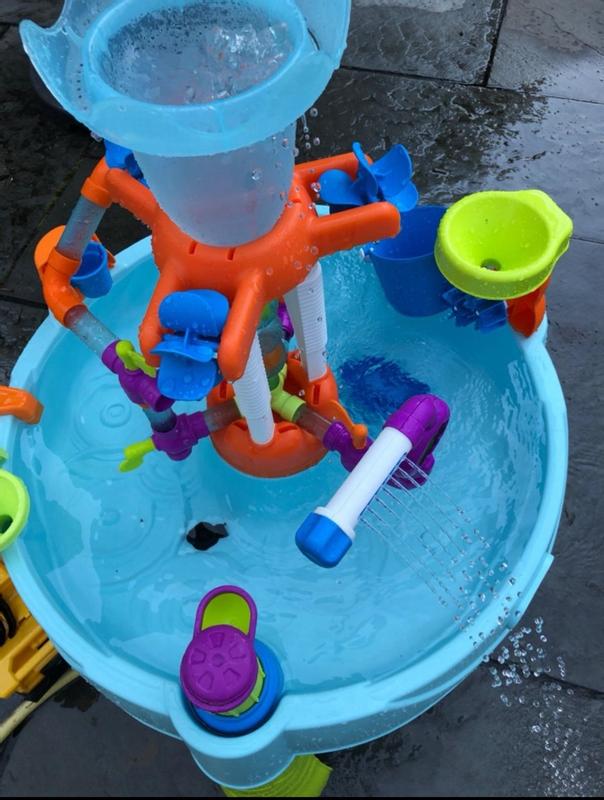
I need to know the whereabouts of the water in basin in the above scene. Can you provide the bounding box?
[11,247,545,695]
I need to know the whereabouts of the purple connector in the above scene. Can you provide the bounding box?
[323,421,372,473]
[385,394,450,488]
[181,586,259,714]
[152,412,210,462]
[102,341,173,412]
[277,302,294,341]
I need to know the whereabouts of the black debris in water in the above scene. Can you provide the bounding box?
[186,522,229,551]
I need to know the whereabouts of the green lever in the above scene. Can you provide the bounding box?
[120,439,156,473]
[0,449,30,552]
[115,340,156,377]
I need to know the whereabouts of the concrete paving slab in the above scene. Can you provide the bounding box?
[304,69,604,243]
[345,0,505,84]
[489,0,604,103]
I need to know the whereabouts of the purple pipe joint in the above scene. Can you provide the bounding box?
[277,302,295,341]
[323,421,372,473]
[323,394,449,488]
[386,394,450,487]
[102,341,173,412]
[152,412,210,461]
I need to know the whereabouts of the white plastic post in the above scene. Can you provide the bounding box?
[284,263,328,382]
[314,427,413,542]
[233,334,275,445]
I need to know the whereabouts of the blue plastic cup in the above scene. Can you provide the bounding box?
[71,241,112,299]
[369,205,452,317]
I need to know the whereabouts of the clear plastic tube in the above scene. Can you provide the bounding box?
[65,306,176,432]
[203,400,241,434]
[144,407,177,433]
[57,196,107,262]
[64,305,116,357]
[294,404,331,441]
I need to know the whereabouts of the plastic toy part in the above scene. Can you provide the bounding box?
[70,241,112,298]
[442,287,508,333]
[103,140,146,185]
[222,755,332,798]
[181,586,283,736]
[369,205,452,317]
[0,388,43,425]
[181,586,259,714]
[21,1,351,158]
[319,142,419,215]
[0,451,30,553]
[322,421,371,473]
[0,562,57,697]
[296,395,450,568]
[434,190,573,300]
[102,341,173,412]
[153,290,229,401]
[208,352,348,478]
[507,278,551,338]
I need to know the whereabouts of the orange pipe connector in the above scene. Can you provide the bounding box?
[0,388,43,425]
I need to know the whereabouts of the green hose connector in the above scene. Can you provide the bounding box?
[222,756,332,798]
[270,368,305,423]
[0,450,30,552]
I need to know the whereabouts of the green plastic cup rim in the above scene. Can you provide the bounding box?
[434,190,573,300]
[0,468,30,552]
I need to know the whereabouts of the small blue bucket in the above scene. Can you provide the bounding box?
[71,241,112,299]
[370,205,451,316]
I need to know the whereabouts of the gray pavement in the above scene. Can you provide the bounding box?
[0,1,602,796]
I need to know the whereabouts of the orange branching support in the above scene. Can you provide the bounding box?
[36,153,400,382]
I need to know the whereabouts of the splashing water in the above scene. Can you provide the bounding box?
[359,457,510,626]
[488,619,598,796]
[294,108,320,159]
[102,2,294,105]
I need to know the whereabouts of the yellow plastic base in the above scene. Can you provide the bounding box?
[222,756,332,798]
[0,562,57,697]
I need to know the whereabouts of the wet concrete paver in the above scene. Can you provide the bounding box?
[345,0,505,84]
[489,0,604,103]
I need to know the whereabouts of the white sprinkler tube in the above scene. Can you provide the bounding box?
[314,426,413,542]
[233,333,275,445]
[284,262,328,382]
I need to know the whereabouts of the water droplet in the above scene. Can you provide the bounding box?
[281,138,289,148]
[310,181,321,194]
[499,561,509,572]
[304,142,312,151]
[313,137,321,146]
[310,245,319,257]
[531,725,542,734]
[251,169,262,182]
[294,147,300,157]
[309,107,319,118]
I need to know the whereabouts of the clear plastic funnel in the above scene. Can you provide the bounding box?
[21,1,351,244]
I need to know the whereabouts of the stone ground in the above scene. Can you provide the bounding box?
[0,0,602,796]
